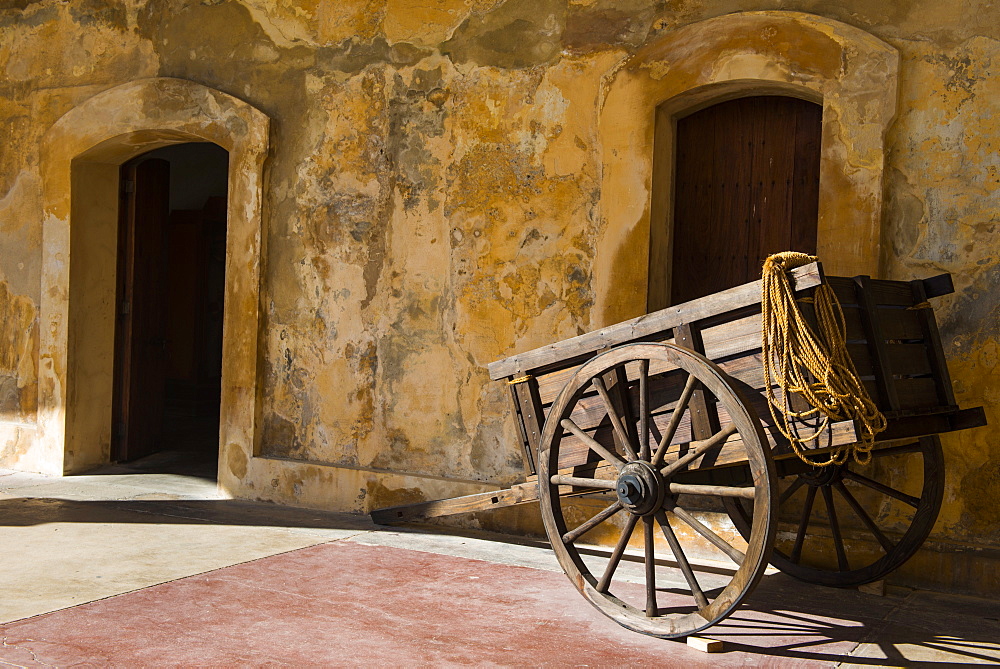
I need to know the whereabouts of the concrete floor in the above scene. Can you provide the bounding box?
[1,453,999,666]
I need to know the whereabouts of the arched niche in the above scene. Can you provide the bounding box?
[37,78,269,479]
[592,11,899,325]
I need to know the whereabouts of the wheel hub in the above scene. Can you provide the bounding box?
[616,462,664,516]
[800,464,843,487]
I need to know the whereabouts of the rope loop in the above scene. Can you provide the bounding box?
[761,252,887,467]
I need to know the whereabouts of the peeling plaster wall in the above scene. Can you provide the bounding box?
[1,0,999,594]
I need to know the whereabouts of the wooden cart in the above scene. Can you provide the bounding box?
[371,262,986,639]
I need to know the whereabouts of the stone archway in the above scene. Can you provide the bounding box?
[592,11,899,325]
[37,78,269,477]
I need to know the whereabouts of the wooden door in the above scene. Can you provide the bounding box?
[112,158,170,461]
[670,96,821,305]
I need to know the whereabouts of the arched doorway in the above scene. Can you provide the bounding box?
[112,143,229,476]
[594,11,898,325]
[38,78,268,480]
[669,95,822,304]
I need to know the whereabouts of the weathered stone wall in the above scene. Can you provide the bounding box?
[1,0,998,593]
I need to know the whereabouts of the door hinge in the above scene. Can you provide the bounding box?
[120,301,130,316]
[122,179,135,195]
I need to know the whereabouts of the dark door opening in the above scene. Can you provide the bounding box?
[111,143,229,478]
[669,95,822,305]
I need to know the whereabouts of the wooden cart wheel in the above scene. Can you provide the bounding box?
[537,342,777,639]
[723,436,944,587]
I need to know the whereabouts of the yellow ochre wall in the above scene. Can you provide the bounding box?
[0,1,997,595]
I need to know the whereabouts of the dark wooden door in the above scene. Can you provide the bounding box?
[112,158,170,461]
[670,96,821,305]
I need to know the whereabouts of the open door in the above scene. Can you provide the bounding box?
[112,158,170,462]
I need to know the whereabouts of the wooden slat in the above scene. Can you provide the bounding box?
[487,262,824,379]
[894,377,942,411]
[508,383,535,475]
[603,365,638,459]
[846,343,874,377]
[842,305,866,341]
[829,275,936,308]
[870,279,921,307]
[843,342,930,379]
[887,343,934,378]
[876,406,985,442]
[537,365,582,405]
[557,428,616,469]
[909,279,956,406]
[834,297,924,342]
[511,378,544,475]
[701,313,761,362]
[878,307,924,341]
[826,276,861,306]
[675,323,720,443]
[920,273,954,299]
[854,276,900,410]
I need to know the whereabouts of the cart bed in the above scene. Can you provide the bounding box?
[488,263,984,475]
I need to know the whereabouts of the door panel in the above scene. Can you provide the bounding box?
[670,96,821,305]
[112,158,170,461]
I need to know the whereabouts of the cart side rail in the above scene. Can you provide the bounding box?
[487,262,825,380]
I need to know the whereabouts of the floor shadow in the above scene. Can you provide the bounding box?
[706,573,1000,665]
[0,496,376,532]
[1,486,997,665]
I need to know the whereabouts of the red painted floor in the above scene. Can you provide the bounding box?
[0,538,982,666]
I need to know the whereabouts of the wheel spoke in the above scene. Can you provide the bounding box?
[655,511,708,610]
[668,483,756,499]
[843,470,920,508]
[638,360,650,461]
[835,481,895,554]
[779,477,806,506]
[562,501,623,544]
[790,485,817,564]
[671,505,745,565]
[560,419,625,470]
[822,486,850,571]
[652,373,698,467]
[644,516,657,617]
[660,424,738,479]
[596,514,639,593]
[591,376,639,461]
[550,474,616,490]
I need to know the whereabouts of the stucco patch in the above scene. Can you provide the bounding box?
[0,279,37,422]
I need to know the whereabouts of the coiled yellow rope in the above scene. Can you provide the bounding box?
[761,252,886,466]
